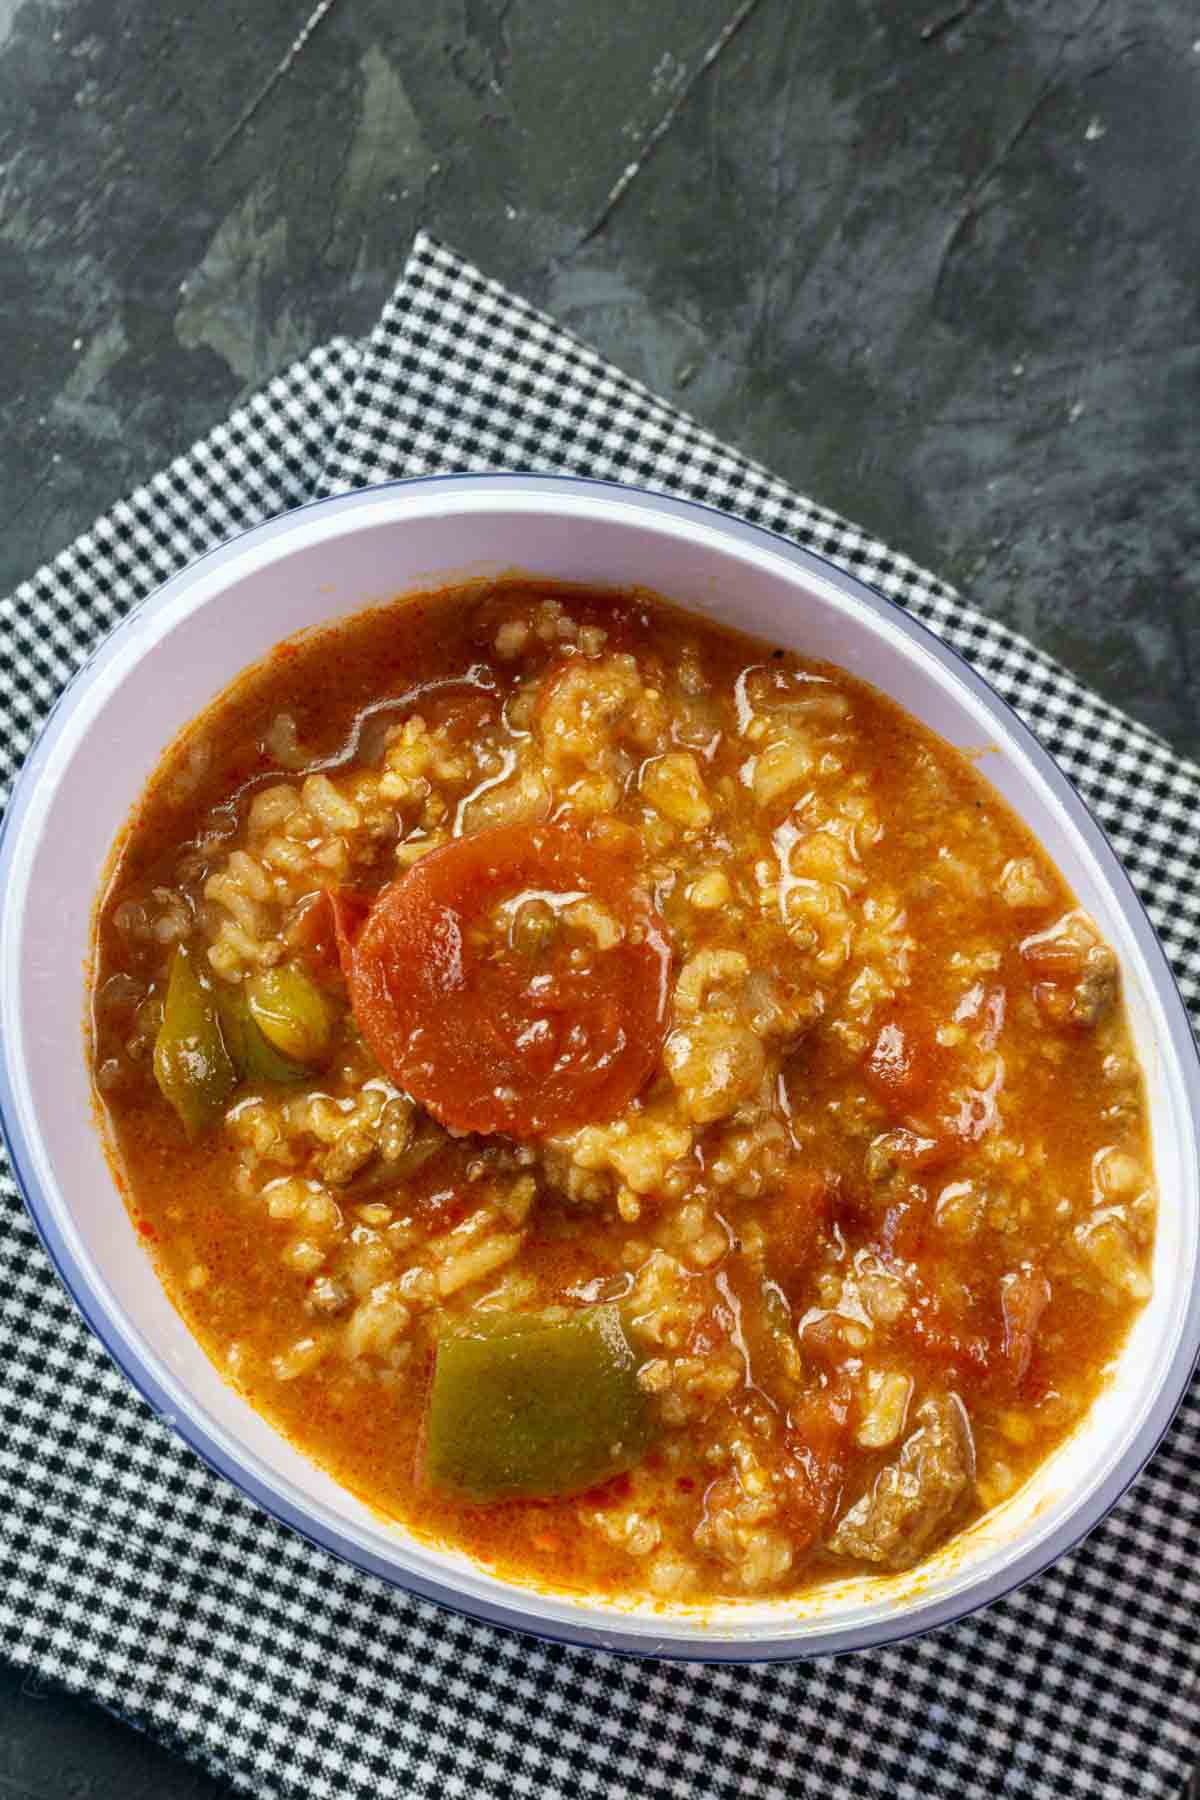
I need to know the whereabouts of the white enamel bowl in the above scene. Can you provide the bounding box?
[1,475,1197,1661]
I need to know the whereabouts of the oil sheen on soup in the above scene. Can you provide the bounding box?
[90,581,1157,1603]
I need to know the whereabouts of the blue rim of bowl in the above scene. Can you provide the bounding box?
[1,472,1198,1664]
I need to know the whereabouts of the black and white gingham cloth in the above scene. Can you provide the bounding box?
[2,232,1198,1800]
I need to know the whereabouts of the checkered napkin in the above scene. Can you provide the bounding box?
[2,231,1199,1800]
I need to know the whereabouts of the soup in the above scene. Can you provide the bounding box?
[89,580,1156,1602]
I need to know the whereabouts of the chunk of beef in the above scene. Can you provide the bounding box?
[827,1393,975,1570]
[1070,946,1118,1026]
[1020,911,1119,1030]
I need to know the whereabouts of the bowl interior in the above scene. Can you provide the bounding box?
[2,478,1196,1658]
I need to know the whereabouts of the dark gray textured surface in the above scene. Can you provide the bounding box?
[1,0,1198,1793]
[0,1662,239,1799]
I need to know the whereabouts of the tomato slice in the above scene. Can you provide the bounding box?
[343,821,671,1138]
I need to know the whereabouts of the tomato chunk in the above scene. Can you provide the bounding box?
[328,887,372,967]
[762,1168,833,1299]
[864,1018,935,1113]
[777,1388,852,1550]
[286,887,371,976]
[999,1266,1052,1390]
[343,821,670,1138]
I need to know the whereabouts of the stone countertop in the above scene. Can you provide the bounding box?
[1,0,1198,1794]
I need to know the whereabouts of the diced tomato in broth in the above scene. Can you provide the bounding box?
[287,886,373,978]
[864,1018,936,1113]
[1000,1266,1052,1392]
[762,1168,834,1301]
[777,1389,853,1550]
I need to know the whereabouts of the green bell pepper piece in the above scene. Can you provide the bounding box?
[153,943,238,1139]
[424,1305,656,1503]
[246,963,332,1065]
[217,988,311,1087]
